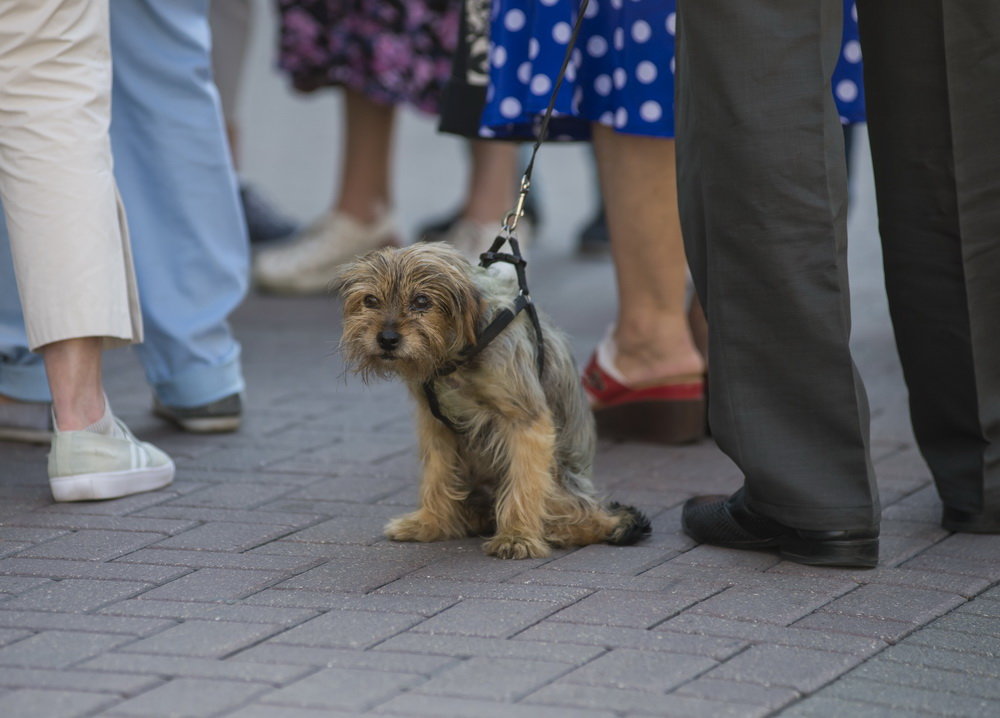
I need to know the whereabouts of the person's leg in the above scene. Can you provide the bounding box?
[426,0,531,251]
[858,0,1000,531]
[0,220,49,407]
[41,338,104,430]
[42,333,174,502]
[209,0,251,164]
[0,2,141,353]
[0,0,172,499]
[577,159,611,255]
[0,2,122,441]
[675,0,878,561]
[253,88,400,293]
[581,127,706,445]
[210,0,297,244]
[335,88,397,223]
[109,0,248,420]
[461,141,517,225]
[433,140,522,261]
[591,127,703,386]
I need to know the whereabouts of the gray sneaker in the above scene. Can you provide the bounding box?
[153,393,242,433]
[0,400,54,444]
[48,419,175,502]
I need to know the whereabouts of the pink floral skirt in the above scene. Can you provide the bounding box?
[277,0,460,114]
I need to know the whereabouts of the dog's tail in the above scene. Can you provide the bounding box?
[605,502,652,546]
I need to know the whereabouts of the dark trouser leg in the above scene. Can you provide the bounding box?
[858,1,1000,519]
[675,0,878,530]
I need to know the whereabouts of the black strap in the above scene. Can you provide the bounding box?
[479,236,545,378]
[421,293,542,434]
[519,0,589,197]
[423,381,460,433]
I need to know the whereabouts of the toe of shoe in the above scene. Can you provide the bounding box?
[681,495,781,548]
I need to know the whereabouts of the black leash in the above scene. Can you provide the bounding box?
[423,0,589,433]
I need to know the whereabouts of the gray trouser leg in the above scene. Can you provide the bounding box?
[858,0,1000,514]
[675,0,878,530]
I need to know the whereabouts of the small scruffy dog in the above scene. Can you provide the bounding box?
[337,242,650,559]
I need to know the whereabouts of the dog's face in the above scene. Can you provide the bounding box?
[337,243,482,383]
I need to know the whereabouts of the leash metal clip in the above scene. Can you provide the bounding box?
[502,176,532,235]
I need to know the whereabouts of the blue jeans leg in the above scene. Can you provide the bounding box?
[109,0,249,408]
[0,217,48,402]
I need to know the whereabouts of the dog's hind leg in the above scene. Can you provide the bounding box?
[544,494,652,548]
[603,502,652,545]
[385,412,471,543]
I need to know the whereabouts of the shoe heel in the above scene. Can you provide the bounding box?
[595,399,706,445]
[779,536,879,569]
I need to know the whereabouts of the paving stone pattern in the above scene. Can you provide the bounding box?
[1,242,997,718]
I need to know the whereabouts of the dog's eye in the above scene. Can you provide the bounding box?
[410,294,431,311]
[362,295,380,309]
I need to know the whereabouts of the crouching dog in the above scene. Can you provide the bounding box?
[337,241,650,559]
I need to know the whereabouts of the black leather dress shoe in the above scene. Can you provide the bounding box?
[682,490,879,568]
[942,506,1000,533]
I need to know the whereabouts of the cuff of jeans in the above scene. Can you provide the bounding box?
[152,347,244,408]
[0,359,51,402]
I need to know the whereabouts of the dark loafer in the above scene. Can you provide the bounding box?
[942,506,1000,533]
[682,490,879,568]
[153,393,242,434]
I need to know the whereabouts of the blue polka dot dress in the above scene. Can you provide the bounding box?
[835,1,865,125]
[480,0,864,141]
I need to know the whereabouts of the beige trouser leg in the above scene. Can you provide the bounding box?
[0,0,141,351]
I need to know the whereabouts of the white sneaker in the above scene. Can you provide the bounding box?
[253,211,399,294]
[440,218,532,267]
[48,419,175,502]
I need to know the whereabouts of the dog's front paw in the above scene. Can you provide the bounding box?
[483,534,551,559]
[384,511,458,543]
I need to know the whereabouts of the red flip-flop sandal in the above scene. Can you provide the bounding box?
[582,352,706,445]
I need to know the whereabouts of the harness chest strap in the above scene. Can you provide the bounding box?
[422,290,545,434]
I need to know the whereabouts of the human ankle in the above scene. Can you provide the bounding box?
[335,200,390,225]
[54,393,116,434]
[609,327,705,385]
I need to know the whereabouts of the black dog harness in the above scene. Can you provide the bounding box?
[421,235,545,434]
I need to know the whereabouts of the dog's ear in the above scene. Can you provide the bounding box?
[334,248,392,300]
[332,261,357,298]
[450,273,483,350]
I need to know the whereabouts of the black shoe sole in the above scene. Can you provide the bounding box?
[779,535,879,568]
[682,495,879,569]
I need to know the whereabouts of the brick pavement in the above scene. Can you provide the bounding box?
[1,238,998,717]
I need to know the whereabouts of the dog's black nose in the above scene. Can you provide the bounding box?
[377,329,401,351]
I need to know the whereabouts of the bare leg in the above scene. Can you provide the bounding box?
[460,140,518,224]
[591,125,705,385]
[39,338,106,431]
[336,89,396,223]
[252,89,399,292]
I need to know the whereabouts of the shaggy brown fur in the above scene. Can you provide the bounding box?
[337,243,650,559]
